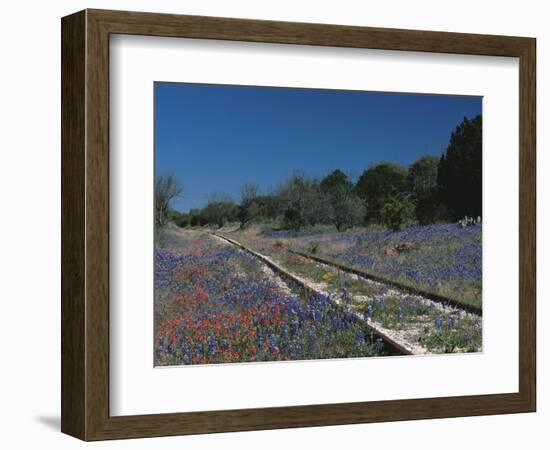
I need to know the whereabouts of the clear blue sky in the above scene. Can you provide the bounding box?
[155,82,481,212]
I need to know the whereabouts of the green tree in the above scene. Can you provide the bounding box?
[382,197,415,231]
[408,155,439,196]
[437,115,482,219]
[327,185,365,231]
[253,195,278,220]
[320,169,353,194]
[321,170,364,231]
[407,155,444,224]
[202,193,238,228]
[356,162,408,223]
[167,209,190,227]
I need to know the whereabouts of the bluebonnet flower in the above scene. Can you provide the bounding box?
[447,316,456,328]
[342,287,350,304]
[321,223,481,298]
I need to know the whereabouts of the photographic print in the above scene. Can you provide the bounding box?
[154,82,482,366]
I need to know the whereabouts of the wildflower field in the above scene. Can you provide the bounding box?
[252,223,482,308]
[222,222,483,354]
[154,228,386,366]
[154,222,482,367]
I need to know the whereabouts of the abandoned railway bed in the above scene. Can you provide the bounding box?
[213,233,424,356]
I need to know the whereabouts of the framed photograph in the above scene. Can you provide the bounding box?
[61,9,536,440]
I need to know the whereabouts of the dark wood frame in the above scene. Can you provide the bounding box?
[61,9,536,441]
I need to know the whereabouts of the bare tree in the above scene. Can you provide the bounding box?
[240,182,260,205]
[238,182,261,228]
[155,174,183,226]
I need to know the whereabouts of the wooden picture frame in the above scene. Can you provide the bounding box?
[61,9,536,441]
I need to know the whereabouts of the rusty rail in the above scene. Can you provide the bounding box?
[289,250,482,316]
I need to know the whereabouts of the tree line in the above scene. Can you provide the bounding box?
[157,114,482,232]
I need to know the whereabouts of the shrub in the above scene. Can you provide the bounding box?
[177,218,189,228]
[307,241,320,255]
[382,197,415,231]
[283,208,303,231]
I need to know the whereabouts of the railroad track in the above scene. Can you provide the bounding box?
[289,250,482,316]
[212,233,416,356]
